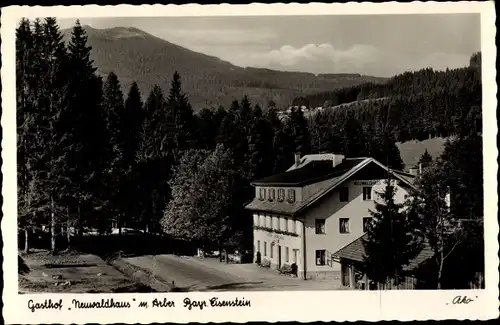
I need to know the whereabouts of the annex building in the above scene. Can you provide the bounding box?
[244,153,421,288]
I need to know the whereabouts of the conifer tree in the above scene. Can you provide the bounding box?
[166,71,197,155]
[246,113,274,181]
[341,117,368,158]
[121,81,145,228]
[418,149,433,168]
[136,85,173,232]
[102,72,126,233]
[64,20,109,234]
[286,107,311,156]
[197,108,217,150]
[20,17,72,253]
[122,81,144,167]
[363,174,421,286]
[369,131,405,170]
[16,18,36,252]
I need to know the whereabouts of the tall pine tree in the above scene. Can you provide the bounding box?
[102,72,126,233]
[121,81,145,229]
[363,174,421,286]
[65,20,109,234]
[165,71,197,156]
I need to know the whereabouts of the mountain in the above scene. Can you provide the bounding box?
[62,26,387,110]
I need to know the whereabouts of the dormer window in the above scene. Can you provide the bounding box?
[259,188,266,201]
[287,189,296,203]
[268,188,275,201]
[277,189,285,202]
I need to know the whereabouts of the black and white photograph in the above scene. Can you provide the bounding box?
[2,2,498,323]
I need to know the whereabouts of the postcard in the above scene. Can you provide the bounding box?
[1,2,498,324]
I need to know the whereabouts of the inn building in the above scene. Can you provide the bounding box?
[244,153,419,286]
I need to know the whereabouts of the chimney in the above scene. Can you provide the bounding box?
[332,154,345,167]
[294,153,301,166]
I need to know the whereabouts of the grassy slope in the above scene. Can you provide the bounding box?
[397,137,449,169]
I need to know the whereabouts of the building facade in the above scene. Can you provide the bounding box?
[245,153,417,284]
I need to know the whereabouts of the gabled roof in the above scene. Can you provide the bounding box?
[245,157,417,216]
[332,234,434,272]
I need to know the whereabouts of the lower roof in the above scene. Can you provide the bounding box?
[331,233,434,272]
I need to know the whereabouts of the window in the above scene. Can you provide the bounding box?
[257,240,260,253]
[316,250,326,266]
[363,187,372,200]
[293,249,298,264]
[339,218,350,233]
[272,216,278,230]
[287,189,296,203]
[363,217,372,233]
[259,188,266,200]
[292,219,297,233]
[284,218,289,232]
[266,215,272,228]
[315,219,326,234]
[285,247,289,262]
[277,188,285,202]
[264,242,267,256]
[339,187,349,202]
[254,214,259,226]
[268,188,275,201]
[270,244,273,258]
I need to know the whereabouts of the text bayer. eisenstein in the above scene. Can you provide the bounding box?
[183,297,251,310]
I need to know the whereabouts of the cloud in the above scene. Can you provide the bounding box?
[229,43,471,76]
[240,43,386,73]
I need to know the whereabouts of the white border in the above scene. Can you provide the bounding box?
[2,3,498,323]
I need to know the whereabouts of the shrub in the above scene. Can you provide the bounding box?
[279,263,292,275]
[261,258,271,268]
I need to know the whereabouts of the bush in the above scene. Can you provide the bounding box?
[261,258,271,268]
[255,251,261,264]
[279,263,292,275]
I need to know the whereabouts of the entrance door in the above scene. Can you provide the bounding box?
[341,264,350,287]
[277,245,282,269]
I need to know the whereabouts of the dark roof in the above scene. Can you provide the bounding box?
[245,157,418,216]
[332,234,434,272]
[251,158,366,186]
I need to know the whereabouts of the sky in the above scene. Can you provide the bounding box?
[59,14,481,77]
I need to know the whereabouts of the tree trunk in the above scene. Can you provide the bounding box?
[77,205,82,237]
[24,227,30,254]
[66,223,71,250]
[437,252,444,289]
[50,196,56,255]
[66,206,71,250]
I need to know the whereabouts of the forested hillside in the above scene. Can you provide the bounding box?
[298,53,481,144]
[60,25,386,110]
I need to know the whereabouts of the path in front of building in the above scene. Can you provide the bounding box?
[123,254,342,291]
